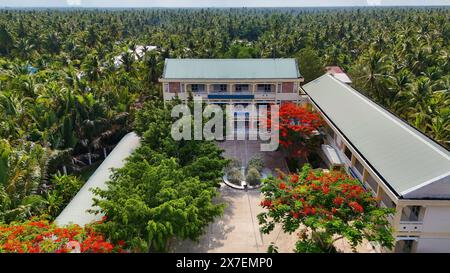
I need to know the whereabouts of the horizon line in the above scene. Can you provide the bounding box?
[1,5,449,8]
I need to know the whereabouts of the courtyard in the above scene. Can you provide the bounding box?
[218,139,289,173]
[171,139,379,253]
[171,184,298,253]
[171,139,296,253]
[173,140,296,253]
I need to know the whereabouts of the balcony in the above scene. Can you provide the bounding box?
[398,221,423,233]
[208,93,254,100]
[254,92,276,100]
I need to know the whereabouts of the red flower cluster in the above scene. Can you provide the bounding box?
[260,199,273,208]
[0,219,126,253]
[333,197,344,206]
[348,201,364,213]
[263,102,323,158]
[261,168,375,224]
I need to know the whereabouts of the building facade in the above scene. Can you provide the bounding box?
[160,58,304,105]
[303,74,450,253]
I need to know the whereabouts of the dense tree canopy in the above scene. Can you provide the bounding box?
[91,101,228,252]
[258,165,394,253]
[0,6,448,243]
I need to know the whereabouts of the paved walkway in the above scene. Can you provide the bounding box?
[170,140,378,253]
[171,140,295,253]
[171,185,297,253]
[217,140,289,173]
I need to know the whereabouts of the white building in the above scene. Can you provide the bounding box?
[303,74,450,253]
[160,58,304,105]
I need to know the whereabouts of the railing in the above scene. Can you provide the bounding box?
[254,92,276,99]
[398,221,423,232]
[208,93,254,100]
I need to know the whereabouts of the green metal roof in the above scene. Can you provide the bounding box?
[303,74,450,199]
[162,58,301,79]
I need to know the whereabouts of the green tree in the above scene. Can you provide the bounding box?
[258,165,394,253]
[295,48,324,83]
[0,24,13,55]
[91,147,225,252]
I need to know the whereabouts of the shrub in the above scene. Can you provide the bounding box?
[247,155,264,172]
[225,158,242,173]
[246,167,261,186]
[46,174,84,217]
[227,167,244,185]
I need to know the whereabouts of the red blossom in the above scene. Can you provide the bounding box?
[289,174,299,183]
[0,220,125,253]
[274,102,323,158]
[260,199,273,208]
[333,197,344,206]
[348,201,364,213]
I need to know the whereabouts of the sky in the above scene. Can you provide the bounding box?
[0,0,448,8]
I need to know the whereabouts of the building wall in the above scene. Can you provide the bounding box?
[282,82,294,93]
[421,206,450,233]
[162,79,302,104]
[168,82,181,93]
[416,238,450,253]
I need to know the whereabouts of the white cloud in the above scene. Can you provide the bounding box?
[367,0,382,5]
[67,0,82,6]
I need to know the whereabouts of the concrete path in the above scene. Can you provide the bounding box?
[171,185,297,253]
[217,140,289,173]
[171,139,295,253]
[170,139,378,253]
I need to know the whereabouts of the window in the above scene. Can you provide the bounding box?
[365,173,378,192]
[257,84,272,92]
[395,240,417,253]
[380,190,396,208]
[190,84,205,92]
[343,146,352,161]
[401,206,424,222]
[354,158,364,175]
[324,126,335,142]
[235,84,249,92]
[213,84,228,92]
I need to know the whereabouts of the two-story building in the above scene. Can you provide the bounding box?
[303,74,450,253]
[160,58,304,105]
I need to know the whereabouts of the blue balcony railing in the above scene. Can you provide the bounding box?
[208,93,254,100]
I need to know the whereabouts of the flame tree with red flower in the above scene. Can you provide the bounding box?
[0,218,126,253]
[258,165,394,253]
[264,102,323,160]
